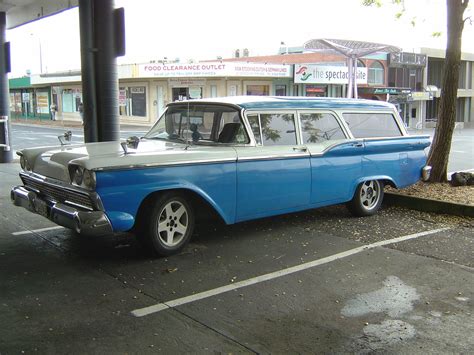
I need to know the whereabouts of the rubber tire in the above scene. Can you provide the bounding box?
[139,192,195,257]
[347,180,384,217]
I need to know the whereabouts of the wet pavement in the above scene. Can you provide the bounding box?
[1,161,473,354]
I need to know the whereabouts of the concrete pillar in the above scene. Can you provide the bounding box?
[0,12,13,163]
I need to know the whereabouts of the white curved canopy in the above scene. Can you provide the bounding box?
[304,38,401,58]
[0,0,77,29]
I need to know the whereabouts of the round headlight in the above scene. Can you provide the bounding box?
[83,169,96,189]
[20,156,26,170]
[74,167,84,185]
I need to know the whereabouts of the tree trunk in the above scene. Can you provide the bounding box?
[427,0,468,182]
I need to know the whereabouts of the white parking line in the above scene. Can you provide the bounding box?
[131,227,450,317]
[12,226,64,236]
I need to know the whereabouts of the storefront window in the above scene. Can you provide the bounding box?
[36,91,50,115]
[62,89,82,113]
[293,85,299,96]
[275,85,287,96]
[305,85,326,97]
[119,86,147,117]
[210,85,218,98]
[171,87,203,101]
[247,85,269,96]
[368,61,385,86]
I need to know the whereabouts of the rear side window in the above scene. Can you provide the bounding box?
[300,113,346,143]
[343,113,402,138]
[260,113,297,146]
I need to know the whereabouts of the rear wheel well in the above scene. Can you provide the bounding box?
[382,179,397,189]
[134,189,224,230]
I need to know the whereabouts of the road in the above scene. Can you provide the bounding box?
[410,127,474,174]
[11,123,474,174]
[10,123,149,152]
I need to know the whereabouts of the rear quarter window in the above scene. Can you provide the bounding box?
[300,113,346,143]
[343,113,402,138]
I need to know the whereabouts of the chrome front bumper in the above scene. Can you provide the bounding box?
[11,186,113,237]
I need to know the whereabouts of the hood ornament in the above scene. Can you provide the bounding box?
[121,136,140,154]
[58,131,72,145]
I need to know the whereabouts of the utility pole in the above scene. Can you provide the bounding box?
[0,12,13,163]
[78,0,125,142]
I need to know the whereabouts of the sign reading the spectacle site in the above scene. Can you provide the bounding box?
[295,64,367,84]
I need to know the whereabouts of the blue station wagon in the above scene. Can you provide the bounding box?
[11,96,431,256]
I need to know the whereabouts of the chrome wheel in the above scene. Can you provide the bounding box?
[347,180,384,217]
[359,180,382,211]
[139,192,195,256]
[157,200,189,247]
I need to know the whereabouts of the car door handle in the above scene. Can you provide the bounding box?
[293,147,308,152]
[352,142,364,148]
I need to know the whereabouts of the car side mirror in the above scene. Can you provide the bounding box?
[121,136,140,154]
[58,131,72,145]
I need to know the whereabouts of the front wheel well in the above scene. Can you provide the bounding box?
[134,189,224,230]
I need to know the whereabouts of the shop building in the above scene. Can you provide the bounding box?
[421,47,474,129]
[358,52,430,128]
[9,77,52,120]
[220,51,389,99]
[24,62,292,125]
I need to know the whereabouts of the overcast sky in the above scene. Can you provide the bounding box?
[6,0,474,77]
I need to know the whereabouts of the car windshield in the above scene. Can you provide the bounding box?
[144,104,249,145]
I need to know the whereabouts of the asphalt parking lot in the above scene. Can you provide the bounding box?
[1,161,473,354]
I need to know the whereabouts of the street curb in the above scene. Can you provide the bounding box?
[384,192,474,217]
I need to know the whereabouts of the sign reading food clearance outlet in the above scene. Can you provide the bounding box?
[138,62,292,78]
[295,64,367,84]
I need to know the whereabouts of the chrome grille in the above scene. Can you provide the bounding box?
[22,175,94,210]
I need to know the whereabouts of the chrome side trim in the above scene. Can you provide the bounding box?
[306,140,364,157]
[93,157,237,171]
[237,153,309,162]
[362,135,430,142]
[94,153,314,170]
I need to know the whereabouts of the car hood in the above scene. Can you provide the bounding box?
[20,140,237,182]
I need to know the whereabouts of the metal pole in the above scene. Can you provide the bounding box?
[94,0,120,142]
[347,57,353,98]
[78,0,121,142]
[79,0,98,142]
[0,12,13,163]
[353,56,358,99]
